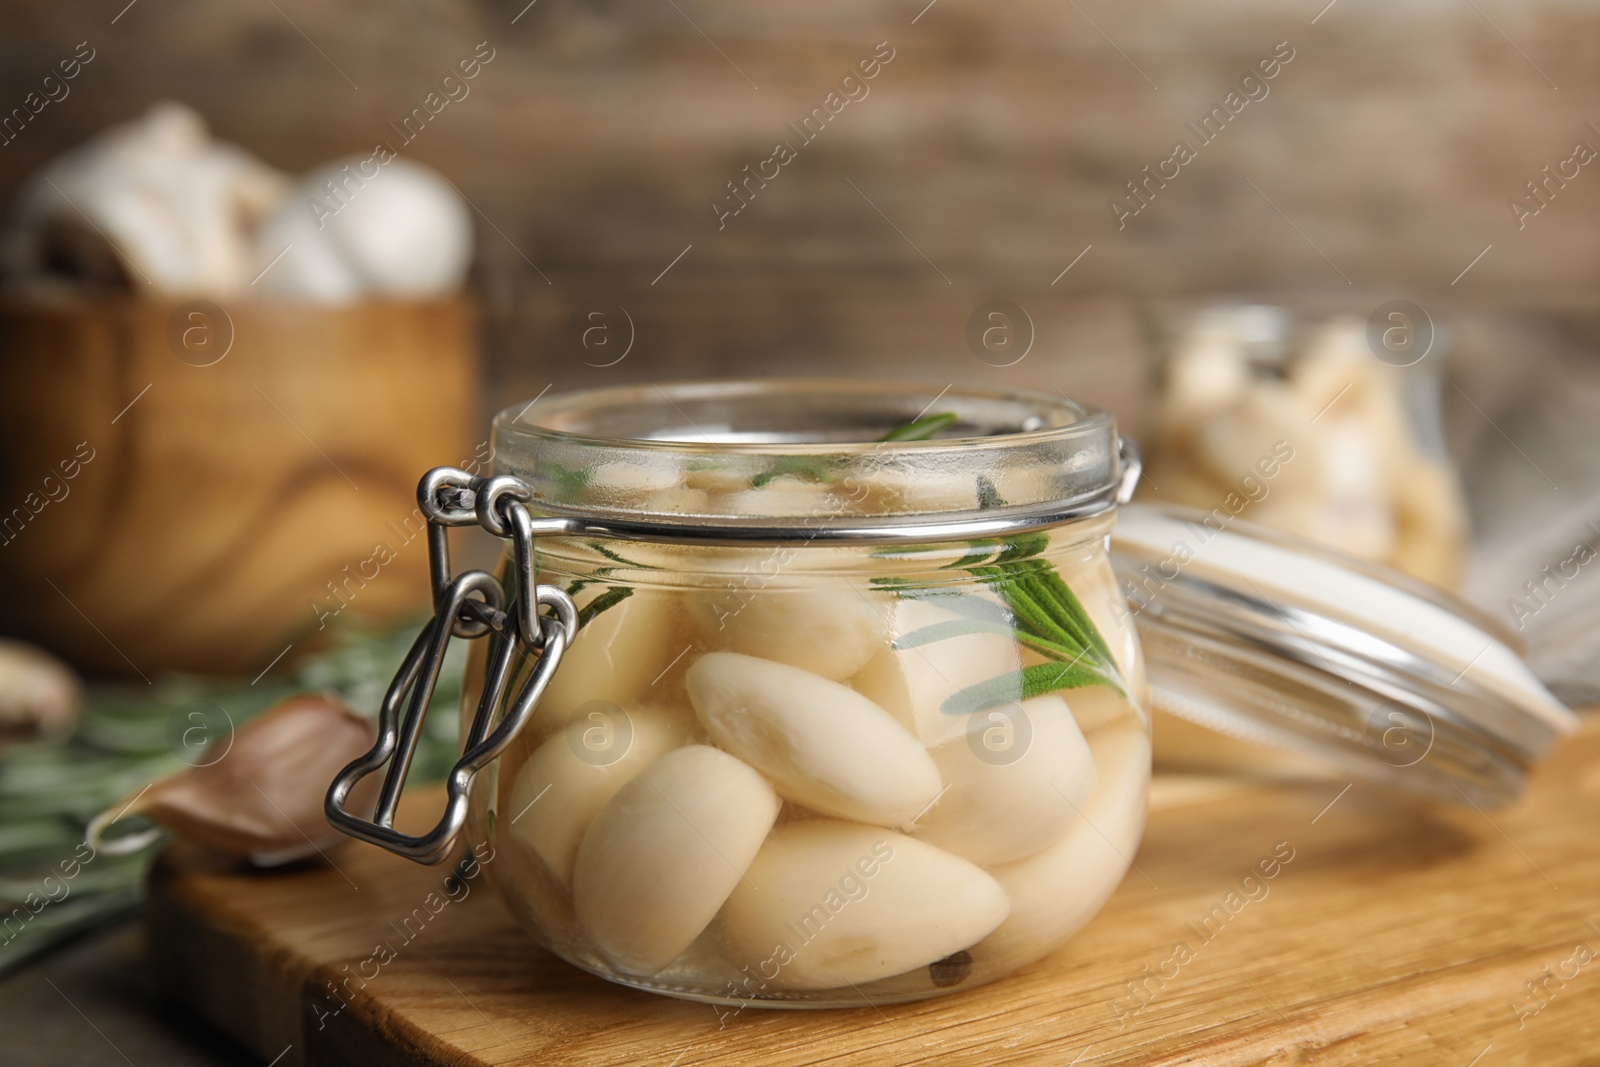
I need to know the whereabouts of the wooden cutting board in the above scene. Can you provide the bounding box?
[146,721,1600,1067]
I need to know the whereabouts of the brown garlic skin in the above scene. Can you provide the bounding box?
[94,692,378,865]
[0,639,80,744]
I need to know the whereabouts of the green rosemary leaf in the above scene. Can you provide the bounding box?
[543,462,591,502]
[1029,568,1117,665]
[893,618,1017,650]
[0,887,141,976]
[1010,571,1096,654]
[940,539,1003,570]
[0,819,80,863]
[1013,631,1084,662]
[940,661,1112,715]
[972,567,1078,650]
[976,475,1005,510]
[585,542,663,570]
[878,411,959,442]
[995,530,1050,563]
[1020,660,1120,699]
[577,586,633,628]
[751,455,831,488]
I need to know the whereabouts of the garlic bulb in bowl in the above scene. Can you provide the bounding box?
[2,101,288,297]
[253,157,472,303]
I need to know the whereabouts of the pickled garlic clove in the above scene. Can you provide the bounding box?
[1062,683,1137,734]
[572,745,779,977]
[505,703,694,888]
[911,694,1097,867]
[851,596,1023,749]
[88,692,378,865]
[686,652,940,827]
[845,469,980,515]
[684,587,889,681]
[530,587,685,738]
[720,478,838,519]
[719,821,1010,991]
[973,723,1149,971]
[0,639,80,744]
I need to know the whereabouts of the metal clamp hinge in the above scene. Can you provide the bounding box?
[325,467,578,865]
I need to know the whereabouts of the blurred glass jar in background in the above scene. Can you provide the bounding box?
[1142,304,1468,589]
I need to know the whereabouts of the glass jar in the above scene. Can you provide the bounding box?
[324,378,1578,1011]
[1142,304,1469,590]
[457,380,1150,1007]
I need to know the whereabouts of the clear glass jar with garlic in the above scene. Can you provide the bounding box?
[460,382,1150,1006]
[1144,306,1468,589]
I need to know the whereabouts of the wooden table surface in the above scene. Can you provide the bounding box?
[146,720,1600,1067]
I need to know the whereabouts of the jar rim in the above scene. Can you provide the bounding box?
[494,378,1115,454]
[489,379,1130,534]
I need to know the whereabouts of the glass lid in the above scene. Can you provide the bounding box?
[1111,504,1578,807]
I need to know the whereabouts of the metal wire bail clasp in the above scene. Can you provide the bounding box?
[325,467,579,865]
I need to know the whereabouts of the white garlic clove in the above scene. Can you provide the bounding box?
[1388,452,1468,588]
[253,156,471,303]
[645,487,716,517]
[720,478,838,519]
[529,587,686,738]
[586,460,684,498]
[1161,336,1249,423]
[851,595,1023,749]
[911,694,1097,867]
[0,640,80,743]
[572,745,779,977]
[843,468,979,515]
[719,820,1010,991]
[682,466,753,493]
[684,586,890,681]
[973,723,1149,971]
[686,652,940,827]
[1061,681,1140,735]
[504,704,695,889]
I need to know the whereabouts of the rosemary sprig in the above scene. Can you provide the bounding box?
[941,660,1109,716]
[585,541,663,570]
[745,410,959,488]
[0,621,470,978]
[576,586,633,628]
[750,455,831,488]
[870,479,1124,715]
[879,411,959,442]
[951,551,1125,711]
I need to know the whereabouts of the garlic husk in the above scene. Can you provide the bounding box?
[87,692,377,865]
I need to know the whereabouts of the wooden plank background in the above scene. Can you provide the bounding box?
[5,0,1600,661]
[3,0,1600,417]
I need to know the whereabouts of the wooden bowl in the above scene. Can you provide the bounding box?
[0,296,478,677]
